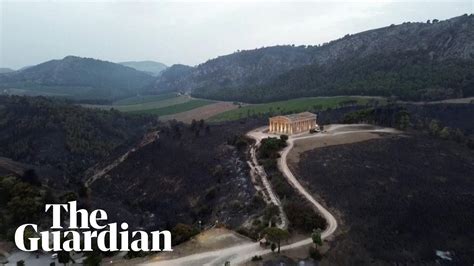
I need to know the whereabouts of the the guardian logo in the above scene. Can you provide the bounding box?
[14,201,173,252]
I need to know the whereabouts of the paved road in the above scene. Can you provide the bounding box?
[144,124,398,265]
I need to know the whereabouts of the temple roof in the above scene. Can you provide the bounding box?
[270,111,316,122]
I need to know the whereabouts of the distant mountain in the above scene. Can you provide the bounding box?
[119,60,168,76]
[150,14,474,103]
[0,56,154,100]
[0,68,14,74]
[18,65,33,71]
[150,46,314,95]
[145,64,193,93]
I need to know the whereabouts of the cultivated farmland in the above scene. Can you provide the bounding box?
[209,96,384,122]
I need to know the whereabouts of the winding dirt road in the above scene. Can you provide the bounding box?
[143,124,398,265]
[278,133,338,239]
[247,128,288,229]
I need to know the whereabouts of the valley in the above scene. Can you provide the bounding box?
[84,94,383,124]
[84,94,214,116]
[0,95,473,265]
[0,9,473,266]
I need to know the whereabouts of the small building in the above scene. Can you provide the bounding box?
[269,112,318,135]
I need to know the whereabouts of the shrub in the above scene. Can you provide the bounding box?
[258,137,287,159]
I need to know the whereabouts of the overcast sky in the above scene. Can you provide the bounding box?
[0,0,472,69]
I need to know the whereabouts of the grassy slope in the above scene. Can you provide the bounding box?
[209,96,383,122]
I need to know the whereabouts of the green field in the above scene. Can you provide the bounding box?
[85,95,191,112]
[84,93,215,117]
[209,96,384,122]
[113,93,178,105]
[129,99,214,116]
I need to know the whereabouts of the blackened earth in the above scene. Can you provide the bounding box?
[295,134,474,265]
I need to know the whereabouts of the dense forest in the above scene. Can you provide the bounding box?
[0,96,153,186]
[192,51,474,103]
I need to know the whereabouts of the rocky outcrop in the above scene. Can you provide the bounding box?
[150,14,474,101]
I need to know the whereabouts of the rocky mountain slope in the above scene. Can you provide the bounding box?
[150,14,474,102]
[0,56,155,100]
[146,64,194,93]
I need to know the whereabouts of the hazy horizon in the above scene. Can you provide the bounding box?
[1,0,472,69]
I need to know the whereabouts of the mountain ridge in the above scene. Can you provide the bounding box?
[0,68,14,74]
[150,14,474,102]
[0,56,155,100]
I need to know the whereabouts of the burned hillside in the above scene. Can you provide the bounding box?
[295,134,474,264]
[90,120,264,230]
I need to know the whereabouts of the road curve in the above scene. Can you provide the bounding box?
[143,125,397,265]
[278,135,338,239]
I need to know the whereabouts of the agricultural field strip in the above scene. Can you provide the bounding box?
[113,93,178,105]
[84,95,191,112]
[209,96,381,122]
[129,99,214,116]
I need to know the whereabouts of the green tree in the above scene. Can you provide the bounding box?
[270,243,277,253]
[395,110,410,130]
[429,120,441,136]
[311,228,323,246]
[439,127,451,139]
[264,227,289,253]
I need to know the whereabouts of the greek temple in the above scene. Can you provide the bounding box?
[269,112,318,135]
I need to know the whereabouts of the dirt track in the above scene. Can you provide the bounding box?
[140,124,399,265]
